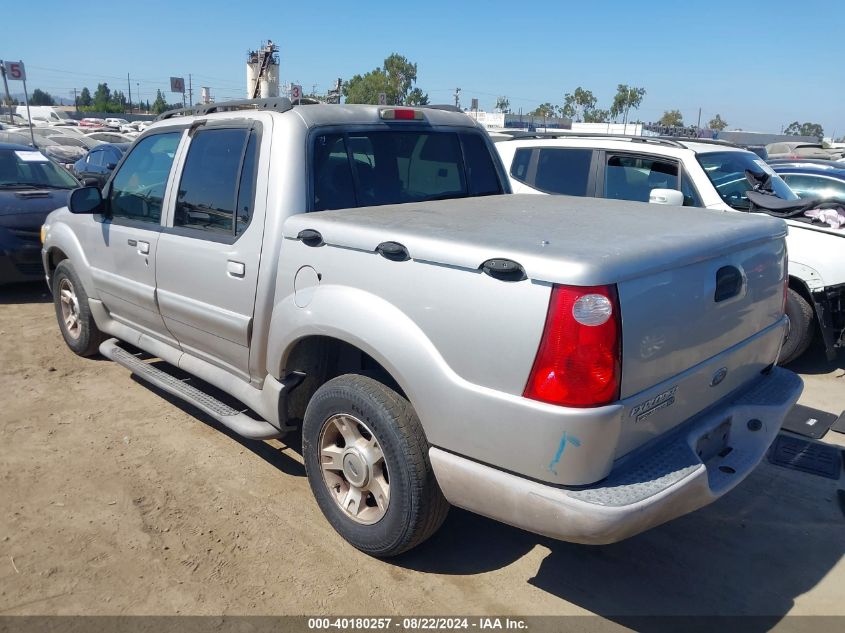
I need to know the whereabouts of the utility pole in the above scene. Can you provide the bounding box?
[127,73,132,114]
[71,88,78,112]
[188,74,193,107]
[454,87,461,109]
[696,107,701,129]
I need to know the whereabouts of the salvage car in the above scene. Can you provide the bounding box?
[41,99,801,556]
[769,161,845,199]
[0,143,79,284]
[72,143,129,189]
[495,134,845,364]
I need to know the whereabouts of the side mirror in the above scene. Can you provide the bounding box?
[81,177,99,187]
[649,188,685,206]
[68,186,104,214]
[105,162,117,170]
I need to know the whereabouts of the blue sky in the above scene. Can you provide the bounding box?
[4,0,843,136]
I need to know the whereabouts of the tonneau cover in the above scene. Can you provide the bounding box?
[284,194,787,286]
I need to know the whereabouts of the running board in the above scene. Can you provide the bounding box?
[99,338,283,440]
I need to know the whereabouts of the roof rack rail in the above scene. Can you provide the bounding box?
[421,104,463,113]
[497,131,687,148]
[655,136,738,147]
[156,96,302,121]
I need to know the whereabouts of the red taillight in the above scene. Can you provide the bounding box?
[524,284,621,407]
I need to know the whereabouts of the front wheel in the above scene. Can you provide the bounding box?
[302,374,449,557]
[778,288,814,365]
[52,260,104,357]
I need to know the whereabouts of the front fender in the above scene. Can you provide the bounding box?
[42,209,97,298]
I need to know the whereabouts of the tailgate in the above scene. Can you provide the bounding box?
[615,236,787,454]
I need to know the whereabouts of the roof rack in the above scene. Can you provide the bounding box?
[155,96,324,121]
[421,104,463,113]
[655,136,738,147]
[155,98,474,122]
[497,131,688,148]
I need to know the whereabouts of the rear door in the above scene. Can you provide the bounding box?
[85,130,184,340]
[155,122,264,381]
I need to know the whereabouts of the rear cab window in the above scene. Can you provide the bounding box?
[311,129,503,211]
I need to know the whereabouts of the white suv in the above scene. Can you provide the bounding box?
[495,134,845,364]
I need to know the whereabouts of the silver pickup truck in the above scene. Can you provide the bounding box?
[41,99,802,557]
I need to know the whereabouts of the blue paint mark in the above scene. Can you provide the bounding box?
[548,432,581,475]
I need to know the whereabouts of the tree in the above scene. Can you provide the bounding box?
[78,87,92,107]
[531,103,557,118]
[610,84,646,125]
[151,89,169,115]
[784,121,824,140]
[584,108,610,123]
[561,87,597,122]
[343,53,424,105]
[30,89,55,106]
[708,114,728,131]
[93,83,111,111]
[495,96,510,113]
[659,109,684,126]
[405,87,429,106]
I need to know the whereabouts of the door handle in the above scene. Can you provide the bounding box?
[227,260,246,278]
[137,241,150,255]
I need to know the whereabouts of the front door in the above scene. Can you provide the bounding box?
[155,124,264,381]
[85,130,183,340]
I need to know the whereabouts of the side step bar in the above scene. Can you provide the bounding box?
[99,338,283,440]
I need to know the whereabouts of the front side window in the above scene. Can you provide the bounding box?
[604,154,678,203]
[174,127,258,236]
[780,173,845,199]
[109,131,181,223]
[697,151,798,210]
[533,148,592,196]
[311,130,502,211]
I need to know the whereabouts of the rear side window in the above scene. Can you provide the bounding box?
[534,148,593,196]
[311,130,502,211]
[461,133,501,196]
[510,148,532,181]
[174,128,258,236]
[110,132,181,224]
[604,154,678,203]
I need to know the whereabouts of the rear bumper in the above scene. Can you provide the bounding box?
[430,367,802,545]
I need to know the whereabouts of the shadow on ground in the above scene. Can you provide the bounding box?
[0,282,51,305]
[130,371,305,478]
[398,458,844,628]
[785,336,845,375]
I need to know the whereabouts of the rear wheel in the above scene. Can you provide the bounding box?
[52,260,103,357]
[302,374,449,557]
[779,288,814,364]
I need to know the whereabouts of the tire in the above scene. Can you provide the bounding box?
[302,374,449,557]
[52,260,104,357]
[778,288,814,365]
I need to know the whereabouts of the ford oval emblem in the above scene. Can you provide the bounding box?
[711,367,728,387]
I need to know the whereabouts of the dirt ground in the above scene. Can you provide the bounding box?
[1,282,843,622]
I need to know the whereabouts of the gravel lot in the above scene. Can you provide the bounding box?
[1,282,843,620]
